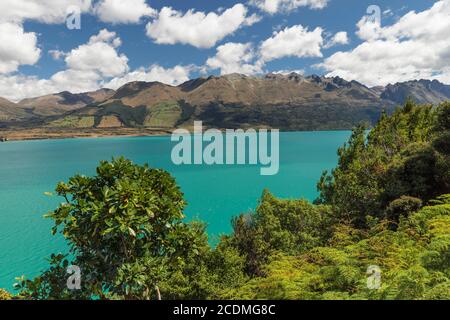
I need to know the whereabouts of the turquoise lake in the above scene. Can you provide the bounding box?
[0,131,351,290]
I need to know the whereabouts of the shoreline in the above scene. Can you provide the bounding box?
[0,126,355,142]
[0,127,174,142]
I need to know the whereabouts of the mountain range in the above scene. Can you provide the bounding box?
[1,74,450,132]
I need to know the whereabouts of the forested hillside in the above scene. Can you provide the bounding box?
[2,100,449,300]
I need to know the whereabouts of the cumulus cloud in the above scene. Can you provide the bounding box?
[0,22,41,74]
[0,1,93,77]
[206,42,263,75]
[49,69,103,93]
[206,25,331,76]
[319,0,450,86]
[88,28,122,47]
[324,31,349,48]
[0,74,54,102]
[146,4,259,48]
[0,28,196,101]
[0,69,102,102]
[355,10,382,42]
[250,0,329,14]
[0,0,92,24]
[0,29,127,101]
[260,25,324,62]
[94,0,156,24]
[105,65,194,89]
[65,29,129,77]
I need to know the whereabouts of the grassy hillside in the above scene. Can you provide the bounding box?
[32,74,398,131]
[3,76,450,133]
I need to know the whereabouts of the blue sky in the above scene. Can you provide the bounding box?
[0,0,448,101]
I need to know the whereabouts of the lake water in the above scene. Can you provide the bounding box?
[0,131,350,290]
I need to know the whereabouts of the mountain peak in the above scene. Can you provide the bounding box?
[221,73,251,80]
[381,78,450,104]
[2,74,450,130]
[178,77,209,92]
[113,81,167,99]
[265,72,304,82]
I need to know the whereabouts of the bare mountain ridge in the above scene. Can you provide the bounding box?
[1,74,450,131]
[56,73,388,130]
[18,88,115,116]
[381,79,450,105]
[0,89,115,124]
[0,98,30,122]
[98,73,382,109]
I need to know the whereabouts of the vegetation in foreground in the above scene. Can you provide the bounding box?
[1,100,449,300]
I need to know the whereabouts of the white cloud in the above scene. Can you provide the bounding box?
[48,49,66,60]
[207,42,263,75]
[319,0,450,86]
[0,29,128,101]
[50,69,103,93]
[105,65,194,89]
[271,69,305,75]
[260,25,323,62]
[0,29,197,101]
[146,4,259,48]
[250,0,329,14]
[0,22,41,74]
[0,1,93,79]
[0,74,55,102]
[65,29,129,77]
[206,25,335,76]
[0,69,102,102]
[0,63,195,102]
[324,31,349,48]
[88,28,122,47]
[355,11,382,42]
[94,0,156,24]
[383,9,394,17]
[244,13,263,26]
[0,0,92,24]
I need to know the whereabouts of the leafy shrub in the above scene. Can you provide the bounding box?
[386,196,422,222]
[0,289,12,300]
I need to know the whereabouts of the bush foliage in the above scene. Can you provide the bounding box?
[5,101,450,300]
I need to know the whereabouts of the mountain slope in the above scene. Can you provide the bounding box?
[3,74,450,131]
[18,89,115,117]
[380,79,450,104]
[0,98,31,122]
[54,73,394,130]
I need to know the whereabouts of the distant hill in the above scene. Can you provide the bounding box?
[0,97,31,122]
[18,89,115,117]
[41,73,395,131]
[1,74,450,131]
[381,79,450,105]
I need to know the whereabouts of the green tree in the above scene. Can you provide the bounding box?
[317,101,450,227]
[224,195,450,300]
[16,158,212,300]
[226,190,334,276]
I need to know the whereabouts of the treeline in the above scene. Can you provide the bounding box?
[1,100,449,300]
